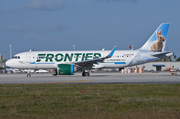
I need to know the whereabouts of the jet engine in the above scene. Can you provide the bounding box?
[57,64,76,75]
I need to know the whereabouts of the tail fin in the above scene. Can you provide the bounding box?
[140,23,170,52]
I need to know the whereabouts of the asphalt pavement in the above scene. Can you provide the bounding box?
[0,72,180,84]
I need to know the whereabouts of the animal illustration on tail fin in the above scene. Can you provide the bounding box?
[149,30,165,52]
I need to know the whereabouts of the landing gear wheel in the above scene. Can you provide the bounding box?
[27,74,31,77]
[82,72,84,76]
[82,72,90,77]
[85,72,90,76]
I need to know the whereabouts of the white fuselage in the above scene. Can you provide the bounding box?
[6,50,139,69]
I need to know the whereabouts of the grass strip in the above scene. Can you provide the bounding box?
[0,84,180,119]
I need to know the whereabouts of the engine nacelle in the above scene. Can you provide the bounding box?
[57,64,76,75]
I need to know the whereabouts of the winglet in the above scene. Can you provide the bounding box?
[107,46,117,58]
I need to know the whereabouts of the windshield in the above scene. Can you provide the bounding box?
[12,56,20,59]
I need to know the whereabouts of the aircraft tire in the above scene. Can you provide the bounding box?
[86,72,90,76]
[82,72,85,76]
[82,72,90,77]
[27,74,31,77]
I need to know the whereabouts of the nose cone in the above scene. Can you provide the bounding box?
[5,60,12,68]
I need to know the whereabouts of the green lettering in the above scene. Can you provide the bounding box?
[64,53,73,62]
[36,54,46,62]
[55,54,64,62]
[46,54,54,62]
[85,53,93,60]
[81,53,85,61]
[93,53,101,59]
[74,53,82,61]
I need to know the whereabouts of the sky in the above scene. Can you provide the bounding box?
[0,0,180,60]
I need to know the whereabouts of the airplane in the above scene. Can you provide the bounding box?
[6,23,173,77]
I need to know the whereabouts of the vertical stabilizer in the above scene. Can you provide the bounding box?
[140,23,170,52]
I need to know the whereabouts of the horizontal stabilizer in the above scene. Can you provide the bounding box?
[151,52,174,57]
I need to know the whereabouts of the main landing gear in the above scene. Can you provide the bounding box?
[82,71,90,77]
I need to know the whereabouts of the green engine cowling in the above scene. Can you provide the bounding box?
[57,64,76,75]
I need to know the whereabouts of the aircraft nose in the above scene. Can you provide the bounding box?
[5,60,12,68]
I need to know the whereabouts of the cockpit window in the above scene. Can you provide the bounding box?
[13,56,20,59]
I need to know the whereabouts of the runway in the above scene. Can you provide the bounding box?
[0,72,180,84]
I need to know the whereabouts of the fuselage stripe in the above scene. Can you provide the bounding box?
[105,62,126,64]
[30,62,55,64]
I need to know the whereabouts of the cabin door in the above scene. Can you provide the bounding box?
[26,53,31,63]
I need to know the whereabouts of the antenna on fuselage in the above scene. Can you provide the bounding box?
[73,45,75,51]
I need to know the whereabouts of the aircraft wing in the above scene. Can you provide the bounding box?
[74,46,117,68]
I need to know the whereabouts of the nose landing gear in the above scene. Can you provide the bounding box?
[27,74,31,77]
